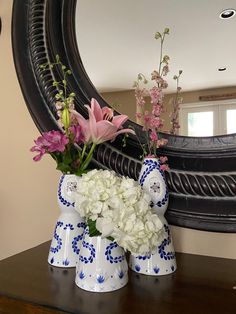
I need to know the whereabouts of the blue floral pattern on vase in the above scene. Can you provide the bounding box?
[134,264,141,272]
[105,242,125,264]
[58,175,76,208]
[72,222,86,255]
[118,270,124,279]
[79,240,96,264]
[79,271,85,280]
[63,259,70,266]
[136,253,151,260]
[97,275,106,284]
[50,221,63,253]
[153,266,160,274]
[64,223,74,230]
[139,159,168,208]
[158,224,175,260]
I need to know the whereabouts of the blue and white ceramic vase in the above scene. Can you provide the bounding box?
[48,174,85,268]
[129,157,177,275]
[75,230,128,292]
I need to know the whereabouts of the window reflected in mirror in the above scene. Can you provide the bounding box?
[179,101,236,136]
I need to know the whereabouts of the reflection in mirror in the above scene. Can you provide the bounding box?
[75,0,236,136]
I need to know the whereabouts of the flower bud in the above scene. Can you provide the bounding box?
[155,32,161,39]
[55,101,63,110]
[164,28,170,34]
[163,55,170,63]
[61,107,70,129]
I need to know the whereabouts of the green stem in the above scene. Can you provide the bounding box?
[80,142,97,172]
[62,64,67,105]
[158,34,164,75]
[81,144,87,160]
[146,130,151,155]
[153,140,157,156]
[170,75,180,134]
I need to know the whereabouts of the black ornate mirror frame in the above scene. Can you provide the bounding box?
[12,0,236,232]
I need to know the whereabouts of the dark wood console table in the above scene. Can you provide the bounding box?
[0,242,235,314]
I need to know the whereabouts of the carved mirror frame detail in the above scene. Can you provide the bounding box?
[12,0,236,232]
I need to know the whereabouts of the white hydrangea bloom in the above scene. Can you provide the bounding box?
[74,169,164,254]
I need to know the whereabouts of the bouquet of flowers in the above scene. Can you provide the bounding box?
[133,28,182,165]
[30,56,134,175]
[30,57,164,258]
[74,169,165,255]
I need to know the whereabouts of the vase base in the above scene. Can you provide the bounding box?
[48,258,76,268]
[129,263,177,276]
[129,257,177,276]
[75,276,128,293]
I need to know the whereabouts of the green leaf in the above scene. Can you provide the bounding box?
[62,150,73,164]
[87,219,102,237]
[56,162,71,173]
[75,168,90,176]
[107,236,114,241]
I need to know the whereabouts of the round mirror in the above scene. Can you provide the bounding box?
[12,0,236,232]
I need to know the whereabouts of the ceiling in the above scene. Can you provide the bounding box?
[75,0,236,93]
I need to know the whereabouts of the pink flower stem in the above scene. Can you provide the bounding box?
[158,35,164,75]
[153,140,157,156]
[79,142,97,174]
[146,131,151,155]
[170,73,181,134]
[81,144,87,160]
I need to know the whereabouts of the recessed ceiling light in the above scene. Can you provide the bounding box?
[219,9,236,19]
[218,67,226,71]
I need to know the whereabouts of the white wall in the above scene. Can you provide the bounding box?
[0,0,236,261]
[0,0,59,260]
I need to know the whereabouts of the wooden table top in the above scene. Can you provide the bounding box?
[0,242,236,314]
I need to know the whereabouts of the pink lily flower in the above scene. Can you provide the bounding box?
[72,98,135,144]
